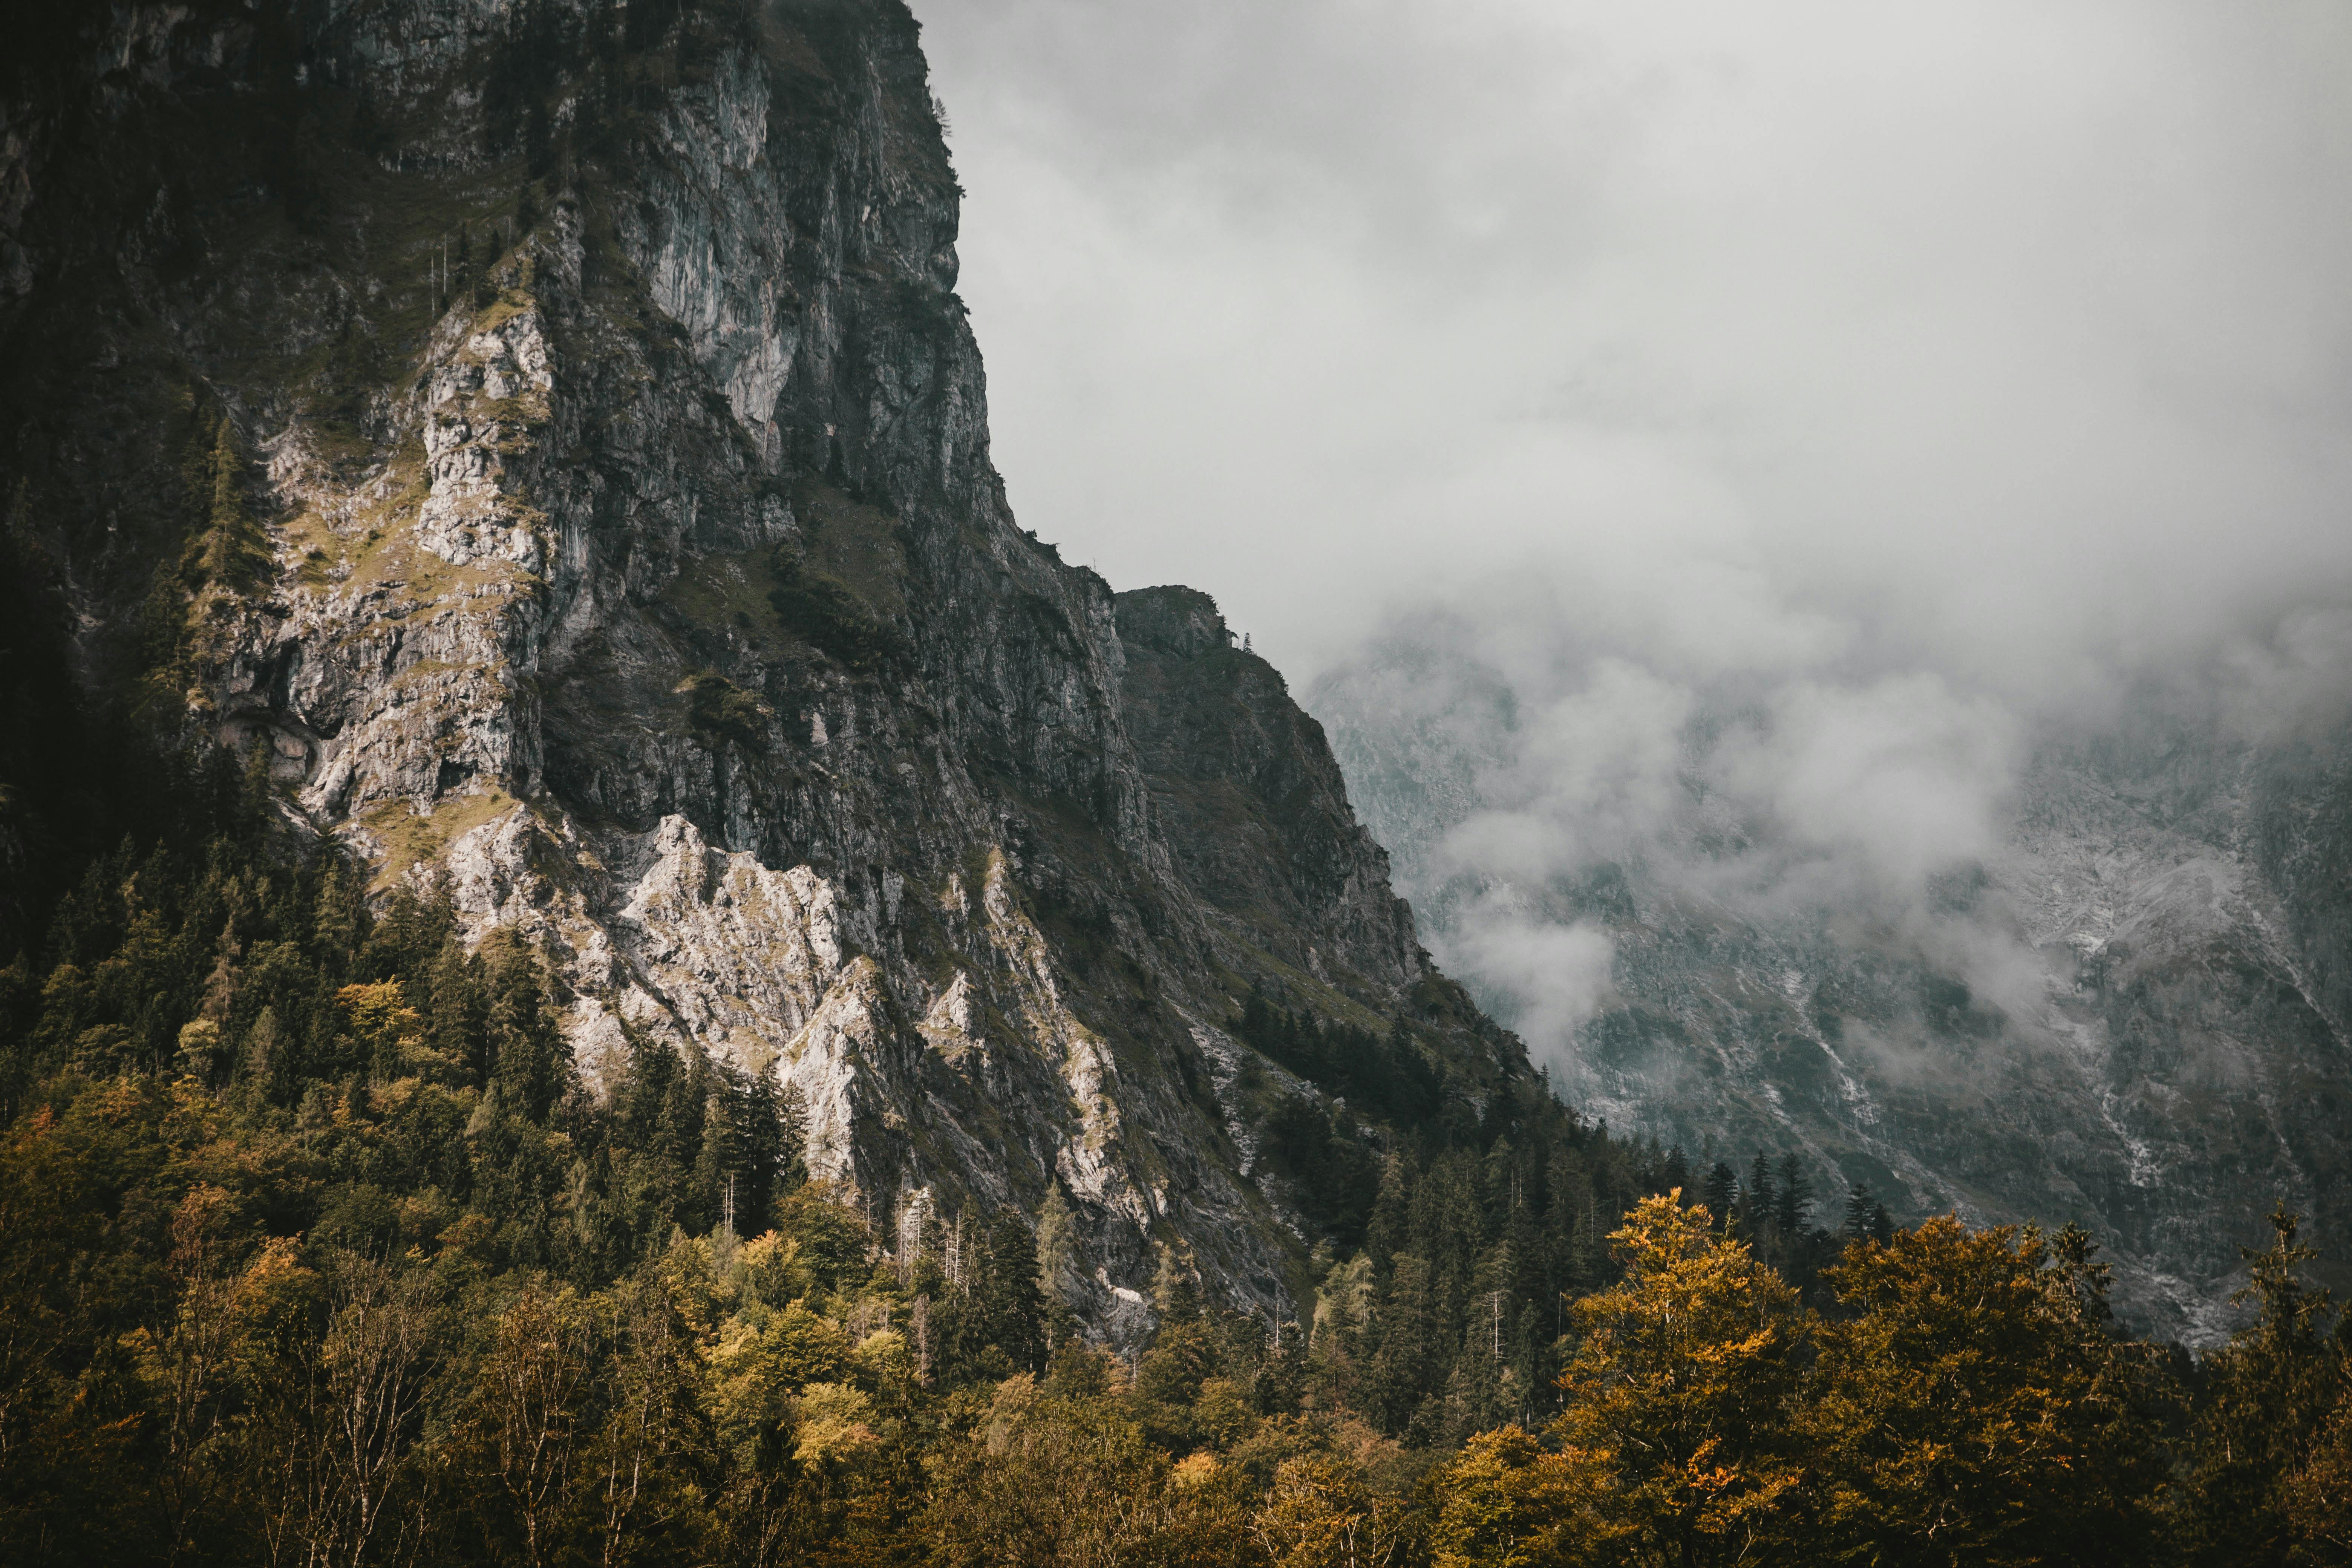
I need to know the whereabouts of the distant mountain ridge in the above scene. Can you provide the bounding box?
[1315,645,2352,1341]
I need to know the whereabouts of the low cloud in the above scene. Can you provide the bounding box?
[919,1,2352,1078]
[1436,658,1695,880]
[1435,902,1619,1065]
[1328,618,2045,1073]
[923,0,2352,704]
[1715,674,2022,902]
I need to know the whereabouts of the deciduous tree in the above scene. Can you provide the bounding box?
[1549,1191,1804,1566]
[1802,1216,2164,1566]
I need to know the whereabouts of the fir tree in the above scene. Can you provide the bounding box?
[1744,1151,1776,1236]
[1701,1161,1739,1230]
[198,417,263,588]
[1774,1153,1811,1236]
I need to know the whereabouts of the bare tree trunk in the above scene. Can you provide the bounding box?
[591,1279,694,1568]
[153,1187,244,1563]
[481,1283,592,1568]
[257,1252,438,1568]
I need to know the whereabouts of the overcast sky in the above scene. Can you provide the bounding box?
[916,0,2352,718]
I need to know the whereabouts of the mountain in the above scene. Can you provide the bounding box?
[1315,639,2352,1341]
[0,0,1524,1335]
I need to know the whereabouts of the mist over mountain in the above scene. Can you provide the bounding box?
[921,0,2352,686]
[1312,603,2352,1340]
[918,0,2352,1338]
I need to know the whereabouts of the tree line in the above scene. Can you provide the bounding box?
[1429,1194,2350,1566]
[0,727,2346,1562]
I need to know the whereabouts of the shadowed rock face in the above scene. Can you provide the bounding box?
[0,0,1523,1335]
[1317,642,2352,1344]
[1114,586,1422,995]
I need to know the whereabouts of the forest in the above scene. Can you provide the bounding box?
[0,748,2345,1563]
[0,520,2347,1565]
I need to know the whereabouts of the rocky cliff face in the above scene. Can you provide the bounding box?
[0,0,1519,1333]
[1317,645,2352,1342]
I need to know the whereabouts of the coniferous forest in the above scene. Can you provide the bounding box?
[0,668,2347,1564]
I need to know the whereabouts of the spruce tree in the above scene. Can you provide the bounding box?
[485,936,564,1121]
[198,417,259,587]
[1366,1152,1410,1275]
[1702,1161,1738,1230]
[1842,1183,1874,1241]
[1745,1152,1776,1236]
[311,854,364,974]
[2185,1206,2345,1562]
[735,1066,789,1228]
[1774,1154,1811,1236]
[427,939,487,1083]
[980,1211,1048,1374]
[239,735,275,831]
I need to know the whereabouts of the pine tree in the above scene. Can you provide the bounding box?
[2184,1205,2346,1563]
[681,1053,722,1234]
[1774,1153,1811,1236]
[1365,1253,1444,1437]
[311,855,364,975]
[1842,1182,1874,1241]
[450,220,474,308]
[1744,1152,1776,1236]
[240,1005,283,1101]
[239,736,275,830]
[198,417,262,588]
[1366,1152,1410,1276]
[485,935,565,1121]
[427,939,488,1083]
[979,1211,1047,1375]
[772,1077,806,1191]
[1701,1161,1738,1230]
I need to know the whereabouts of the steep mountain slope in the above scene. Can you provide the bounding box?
[0,0,1524,1332]
[1317,644,2352,1341]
